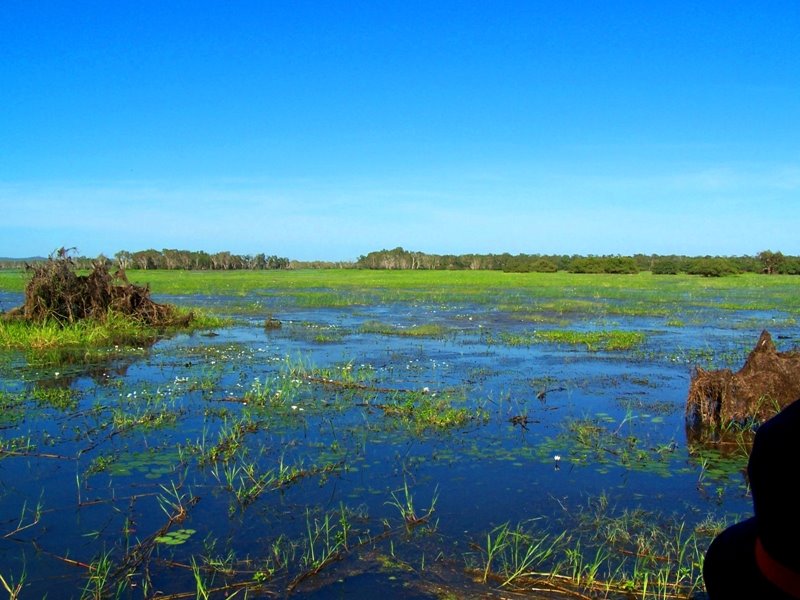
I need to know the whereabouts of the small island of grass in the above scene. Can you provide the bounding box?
[0,249,224,351]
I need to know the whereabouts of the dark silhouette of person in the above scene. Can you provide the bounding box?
[703,398,800,598]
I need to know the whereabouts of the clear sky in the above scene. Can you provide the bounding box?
[1,1,798,261]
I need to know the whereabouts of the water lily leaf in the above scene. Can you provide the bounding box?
[155,529,197,545]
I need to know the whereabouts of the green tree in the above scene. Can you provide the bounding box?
[114,250,133,270]
[651,257,680,275]
[757,250,785,275]
[687,257,739,277]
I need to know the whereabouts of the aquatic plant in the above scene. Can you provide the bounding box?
[470,500,708,599]
[380,389,484,433]
[0,390,25,427]
[80,550,118,600]
[295,508,350,585]
[385,479,438,532]
[0,568,25,599]
[155,528,196,545]
[478,520,565,586]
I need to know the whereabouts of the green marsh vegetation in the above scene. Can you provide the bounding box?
[468,507,707,599]
[490,329,646,351]
[4,267,800,311]
[359,320,450,338]
[0,267,795,597]
[0,309,225,353]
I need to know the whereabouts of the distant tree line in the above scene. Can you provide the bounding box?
[2,248,798,277]
[0,249,291,271]
[114,249,292,271]
[355,247,800,277]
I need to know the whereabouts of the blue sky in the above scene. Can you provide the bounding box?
[1,1,798,261]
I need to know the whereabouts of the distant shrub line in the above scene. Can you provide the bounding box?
[355,247,798,277]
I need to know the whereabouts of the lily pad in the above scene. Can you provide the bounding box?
[155,528,197,545]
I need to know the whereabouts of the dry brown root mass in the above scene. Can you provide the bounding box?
[2,250,190,328]
[686,330,800,430]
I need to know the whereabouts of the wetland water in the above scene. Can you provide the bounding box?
[1,277,797,598]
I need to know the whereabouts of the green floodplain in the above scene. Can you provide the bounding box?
[0,268,798,599]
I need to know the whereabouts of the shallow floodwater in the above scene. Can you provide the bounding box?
[1,287,795,598]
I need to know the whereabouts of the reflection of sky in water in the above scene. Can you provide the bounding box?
[0,291,23,312]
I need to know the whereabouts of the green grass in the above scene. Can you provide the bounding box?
[0,309,228,351]
[469,498,709,599]
[3,269,800,314]
[493,329,646,351]
[359,320,450,338]
[0,270,27,293]
[113,270,800,318]
[382,389,483,432]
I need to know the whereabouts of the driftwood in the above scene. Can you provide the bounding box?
[686,330,800,430]
[3,249,190,327]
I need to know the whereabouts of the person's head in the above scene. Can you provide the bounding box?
[703,398,800,599]
[749,398,800,573]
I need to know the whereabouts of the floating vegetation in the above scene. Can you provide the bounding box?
[0,434,35,456]
[0,390,25,427]
[535,413,681,477]
[97,448,180,479]
[379,389,484,432]
[155,528,197,545]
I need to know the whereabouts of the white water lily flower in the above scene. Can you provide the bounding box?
[553,455,561,462]
[291,405,298,410]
